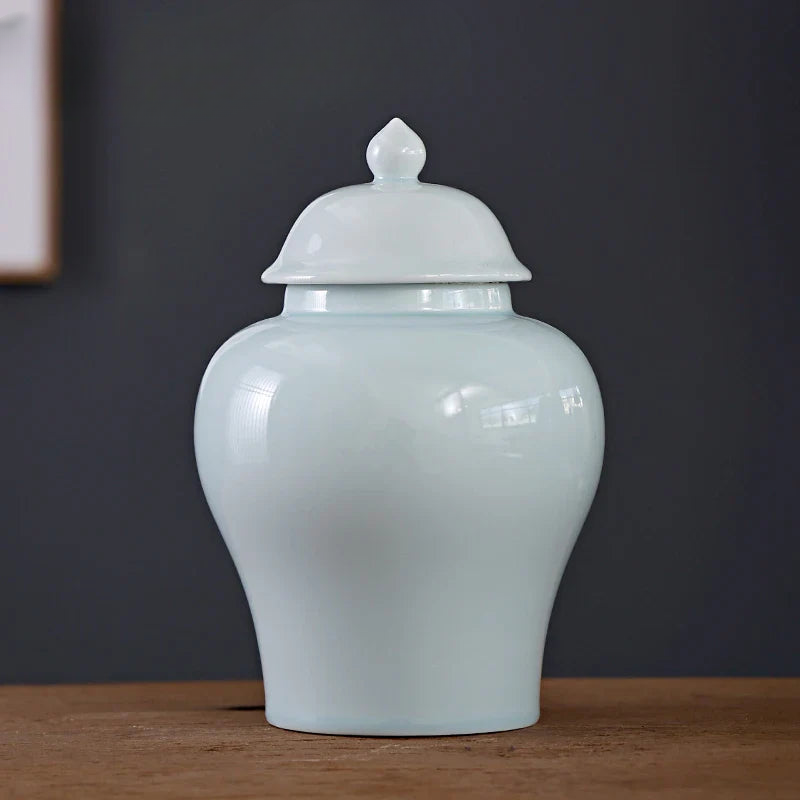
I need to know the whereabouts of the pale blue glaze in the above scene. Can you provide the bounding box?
[195,283,604,735]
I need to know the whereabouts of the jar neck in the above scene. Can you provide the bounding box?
[282,283,513,315]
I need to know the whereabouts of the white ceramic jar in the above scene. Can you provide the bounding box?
[195,119,604,735]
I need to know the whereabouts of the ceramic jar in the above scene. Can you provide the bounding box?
[194,119,604,735]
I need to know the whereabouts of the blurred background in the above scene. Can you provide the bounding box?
[0,0,798,683]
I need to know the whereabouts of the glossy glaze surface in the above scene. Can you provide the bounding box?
[195,284,604,735]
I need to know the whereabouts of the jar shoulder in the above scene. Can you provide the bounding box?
[199,312,599,406]
[208,312,589,364]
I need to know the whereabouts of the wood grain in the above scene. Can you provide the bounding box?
[1,679,798,798]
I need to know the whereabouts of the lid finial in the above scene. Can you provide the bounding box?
[367,118,426,182]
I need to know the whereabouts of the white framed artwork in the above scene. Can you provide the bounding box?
[0,0,58,283]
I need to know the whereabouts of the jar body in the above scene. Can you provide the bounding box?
[194,284,604,735]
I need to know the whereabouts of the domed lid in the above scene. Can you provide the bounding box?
[262,118,531,285]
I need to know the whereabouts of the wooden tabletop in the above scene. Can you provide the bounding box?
[1,678,798,798]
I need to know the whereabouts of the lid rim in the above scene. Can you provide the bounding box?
[262,269,532,285]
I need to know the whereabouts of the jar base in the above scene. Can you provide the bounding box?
[265,709,540,737]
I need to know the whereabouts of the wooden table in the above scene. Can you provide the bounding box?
[1,679,798,798]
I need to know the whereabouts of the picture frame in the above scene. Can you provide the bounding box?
[0,0,59,283]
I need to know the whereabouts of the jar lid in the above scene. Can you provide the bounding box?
[262,118,532,285]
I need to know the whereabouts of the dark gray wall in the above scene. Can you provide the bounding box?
[1,0,798,683]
